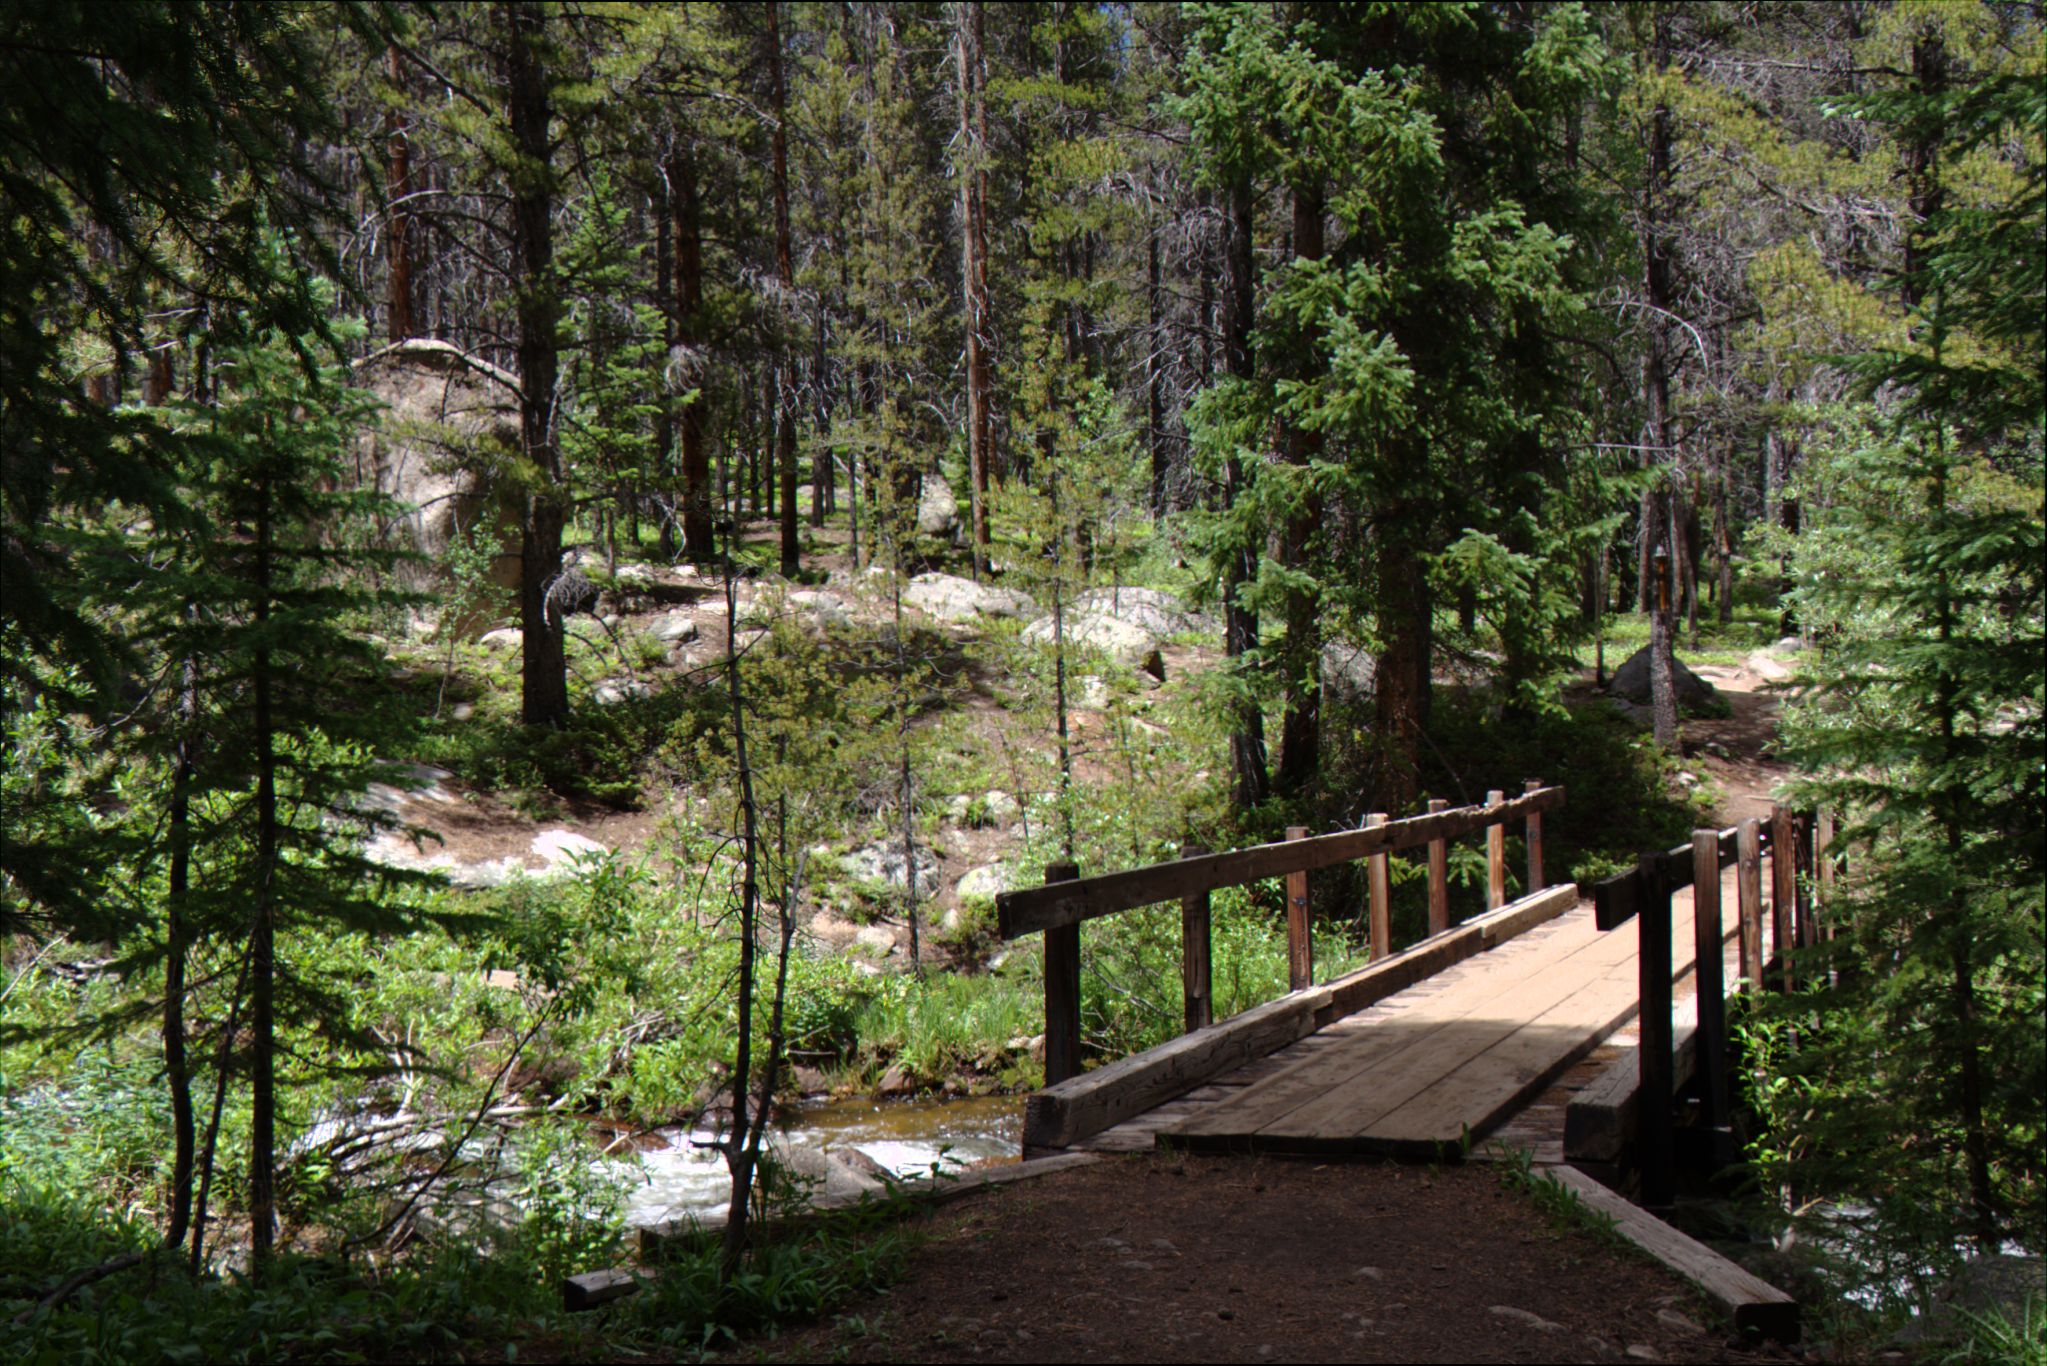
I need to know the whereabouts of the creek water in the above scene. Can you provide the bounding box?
[614,1094,1022,1230]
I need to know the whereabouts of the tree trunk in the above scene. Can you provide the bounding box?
[956,1,993,577]
[1373,520,1431,810]
[717,540,761,1282]
[1147,225,1166,516]
[1641,5,1679,750]
[249,470,278,1275]
[670,146,714,561]
[162,651,197,1252]
[768,3,800,576]
[1223,180,1267,810]
[1275,180,1324,796]
[655,180,677,558]
[385,45,417,341]
[509,1,568,728]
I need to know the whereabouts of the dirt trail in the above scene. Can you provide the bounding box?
[757,1155,1798,1364]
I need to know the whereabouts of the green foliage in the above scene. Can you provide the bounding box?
[1759,53,2046,1278]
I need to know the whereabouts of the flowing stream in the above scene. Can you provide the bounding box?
[616,1094,1022,1231]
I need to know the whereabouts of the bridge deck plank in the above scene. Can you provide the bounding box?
[1164,889,1724,1155]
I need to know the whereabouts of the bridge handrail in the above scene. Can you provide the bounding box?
[996,784,1566,938]
[996,782,1566,1087]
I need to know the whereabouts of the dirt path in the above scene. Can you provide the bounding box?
[755,1154,1797,1364]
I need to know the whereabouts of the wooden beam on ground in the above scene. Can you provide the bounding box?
[997,787,1566,937]
[1547,1166,1800,1342]
[1022,883,1578,1151]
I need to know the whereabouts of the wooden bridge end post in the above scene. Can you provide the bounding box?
[1737,818,1763,992]
[1285,827,1312,991]
[1692,830,1731,1136]
[1426,799,1450,935]
[1181,843,1212,1034]
[1523,779,1545,891]
[1795,812,1817,950]
[1638,852,1676,1211]
[1043,861,1082,1086]
[1366,814,1391,959]
[1485,790,1507,911]
[1771,805,1797,991]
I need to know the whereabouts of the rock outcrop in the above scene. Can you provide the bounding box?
[1606,644,1720,707]
[350,340,524,602]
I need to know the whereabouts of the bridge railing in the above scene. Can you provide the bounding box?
[996,782,1566,1085]
[1590,803,1834,1208]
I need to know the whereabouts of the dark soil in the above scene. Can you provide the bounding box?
[754,1153,1803,1364]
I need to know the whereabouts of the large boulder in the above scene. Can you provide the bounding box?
[350,340,524,601]
[1321,640,1377,699]
[903,572,1035,623]
[1607,644,1720,707]
[918,476,961,538]
[1070,586,1210,639]
[843,839,942,894]
[1022,611,1158,667]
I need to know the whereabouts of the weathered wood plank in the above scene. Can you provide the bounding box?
[1524,778,1546,893]
[998,786,1566,937]
[1486,790,1507,911]
[564,1268,639,1312]
[1547,1166,1800,1341]
[1692,831,1731,1132]
[1737,819,1763,989]
[1638,852,1675,1210]
[1181,844,1212,1033]
[1361,963,1643,1153]
[1563,996,1701,1163]
[1772,805,1797,990]
[1253,917,1643,1146]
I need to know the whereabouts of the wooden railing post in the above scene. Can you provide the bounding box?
[1771,804,1796,991]
[1366,814,1391,958]
[1043,861,1082,1085]
[1737,818,1763,991]
[1285,826,1312,991]
[1426,799,1450,934]
[1638,852,1675,1211]
[1181,843,1212,1034]
[1485,790,1506,911]
[1523,779,1545,891]
[1692,830,1730,1137]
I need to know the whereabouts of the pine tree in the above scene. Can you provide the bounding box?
[1771,45,2044,1266]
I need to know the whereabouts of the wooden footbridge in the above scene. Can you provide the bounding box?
[995,786,1829,1339]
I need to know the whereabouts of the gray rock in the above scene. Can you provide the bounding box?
[1606,644,1720,707]
[854,924,898,956]
[1075,674,1111,710]
[648,613,699,643]
[903,572,1034,623]
[1322,640,1377,698]
[592,678,650,706]
[1746,647,1794,683]
[1070,586,1209,638]
[532,829,607,870]
[349,340,524,599]
[955,864,1011,904]
[917,477,960,537]
[1023,612,1158,666]
[788,589,850,627]
[844,839,941,893]
[479,627,522,650]
[1489,1305,1565,1333]
[983,790,1021,824]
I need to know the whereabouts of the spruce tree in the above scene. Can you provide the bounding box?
[1769,58,2044,1266]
